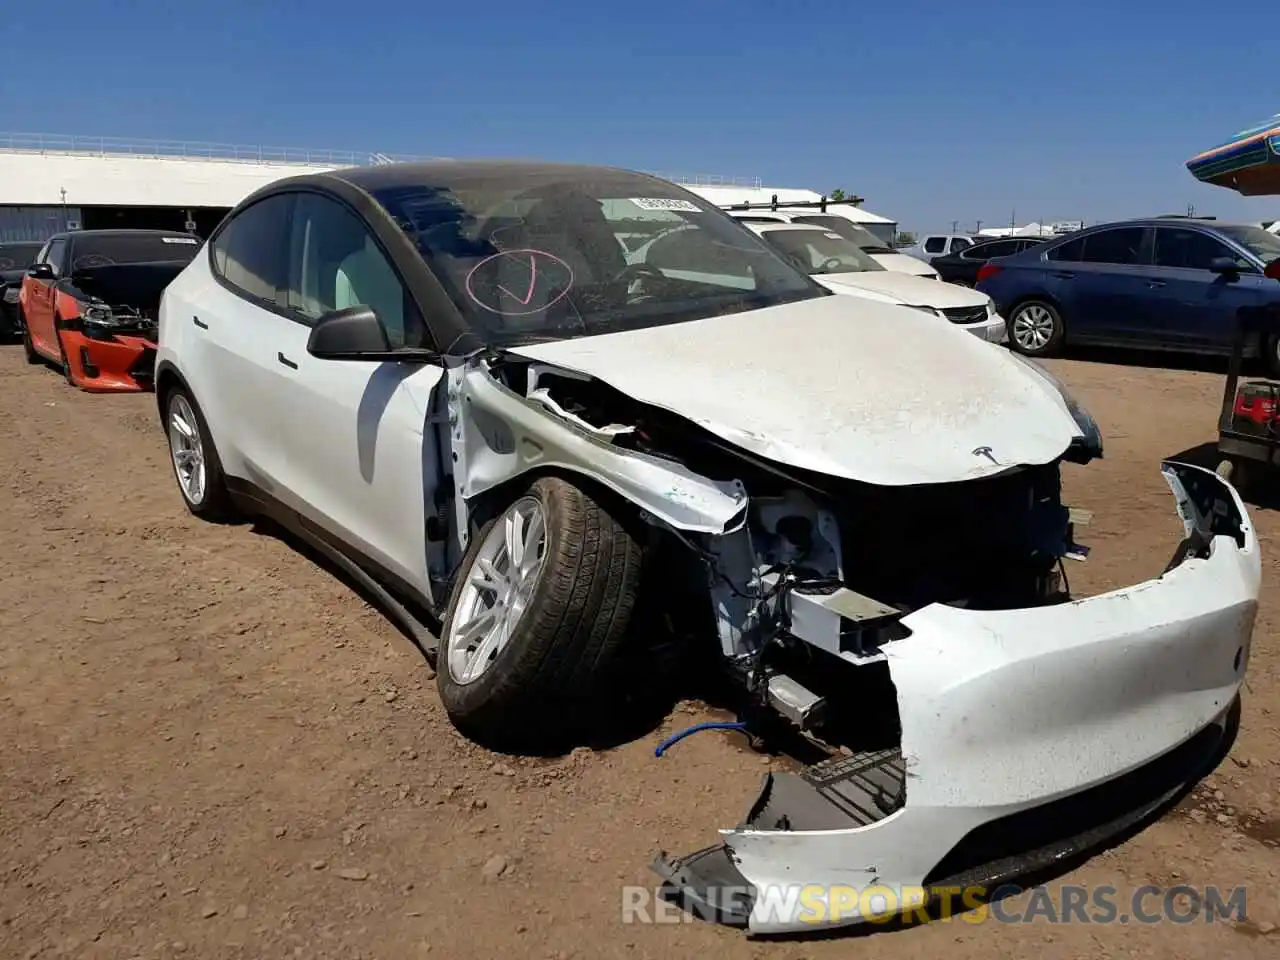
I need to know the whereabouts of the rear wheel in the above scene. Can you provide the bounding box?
[20,310,40,365]
[1008,300,1064,357]
[165,386,236,522]
[437,475,644,745]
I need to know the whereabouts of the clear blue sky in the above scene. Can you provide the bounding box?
[5,0,1280,231]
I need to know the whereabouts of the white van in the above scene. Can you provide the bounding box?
[726,210,940,279]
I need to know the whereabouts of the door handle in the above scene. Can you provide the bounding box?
[192,316,208,329]
[278,352,298,369]
[1146,280,1166,288]
[1051,272,1076,280]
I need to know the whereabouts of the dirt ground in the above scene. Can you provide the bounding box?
[1,343,1278,960]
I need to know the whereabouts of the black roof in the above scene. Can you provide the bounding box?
[43,228,197,243]
[322,159,668,193]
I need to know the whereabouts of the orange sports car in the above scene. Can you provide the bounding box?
[20,228,202,392]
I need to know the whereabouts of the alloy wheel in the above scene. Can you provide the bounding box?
[446,496,549,685]
[1011,304,1055,351]
[168,394,207,506]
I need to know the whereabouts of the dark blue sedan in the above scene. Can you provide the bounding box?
[976,218,1280,373]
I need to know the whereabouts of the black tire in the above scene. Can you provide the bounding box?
[162,385,237,522]
[437,475,643,745]
[20,309,40,365]
[1007,299,1065,357]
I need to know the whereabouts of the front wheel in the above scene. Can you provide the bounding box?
[437,475,644,745]
[1008,300,1065,357]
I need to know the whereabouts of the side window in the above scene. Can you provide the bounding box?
[1079,227,1146,265]
[211,194,293,304]
[950,237,972,253]
[924,236,946,254]
[1153,228,1250,271]
[45,239,67,275]
[33,241,50,265]
[967,240,1011,260]
[1047,236,1084,261]
[285,192,418,346]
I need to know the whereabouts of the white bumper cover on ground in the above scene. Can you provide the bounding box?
[658,462,1259,934]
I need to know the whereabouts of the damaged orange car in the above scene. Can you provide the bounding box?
[20,229,202,391]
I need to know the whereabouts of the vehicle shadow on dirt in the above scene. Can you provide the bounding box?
[240,515,687,757]
[1060,344,1260,376]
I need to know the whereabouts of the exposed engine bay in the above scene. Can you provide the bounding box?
[457,353,1094,754]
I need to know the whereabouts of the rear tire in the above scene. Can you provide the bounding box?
[437,475,644,746]
[20,310,40,365]
[164,385,237,522]
[1008,299,1065,357]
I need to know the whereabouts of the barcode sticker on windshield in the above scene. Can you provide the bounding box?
[628,197,701,212]
[162,237,199,244]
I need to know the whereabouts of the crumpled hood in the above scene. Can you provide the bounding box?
[508,295,1084,486]
[822,270,990,309]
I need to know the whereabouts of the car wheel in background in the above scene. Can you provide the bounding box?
[164,386,237,522]
[20,310,41,364]
[1008,300,1064,357]
[437,475,643,746]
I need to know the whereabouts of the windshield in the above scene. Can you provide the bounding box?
[758,228,885,275]
[0,242,42,270]
[790,216,895,254]
[70,233,201,271]
[1216,225,1280,265]
[369,170,823,349]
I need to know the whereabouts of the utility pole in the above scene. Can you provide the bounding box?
[951,220,958,233]
[1011,209,1016,234]
[975,219,983,234]
[60,187,67,231]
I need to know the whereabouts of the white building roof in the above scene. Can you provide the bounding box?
[0,134,899,230]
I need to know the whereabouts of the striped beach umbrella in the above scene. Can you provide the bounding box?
[1187,115,1280,195]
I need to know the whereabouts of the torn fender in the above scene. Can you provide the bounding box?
[450,364,748,535]
[660,461,1259,933]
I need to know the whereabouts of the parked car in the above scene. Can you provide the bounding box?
[155,160,1256,934]
[727,210,940,278]
[740,222,1006,342]
[902,233,977,262]
[930,235,1048,286]
[19,229,201,391]
[976,218,1280,373]
[0,240,43,340]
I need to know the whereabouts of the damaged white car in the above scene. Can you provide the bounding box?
[155,161,1260,934]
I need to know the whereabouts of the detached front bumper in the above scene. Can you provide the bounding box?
[656,461,1259,934]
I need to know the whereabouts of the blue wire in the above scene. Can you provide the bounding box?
[654,721,748,757]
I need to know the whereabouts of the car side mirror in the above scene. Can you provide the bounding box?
[1266,257,1280,281]
[306,305,392,358]
[1209,256,1242,276]
[27,263,54,280]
